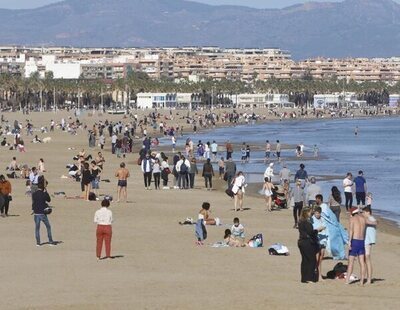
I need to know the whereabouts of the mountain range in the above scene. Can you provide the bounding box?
[0,0,399,59]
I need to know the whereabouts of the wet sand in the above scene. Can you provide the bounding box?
[0,110,399,310]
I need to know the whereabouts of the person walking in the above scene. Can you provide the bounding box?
[232,171,246,212]
[94,199,113,260]
[202,158,214,190]
[32,179,55,246]
[0,175,12,217]
[297,208,321,283]
[176,155,190,189]
[225,140,233,160]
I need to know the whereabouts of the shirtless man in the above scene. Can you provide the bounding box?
[115,162,130,202]
[346,207,366,285]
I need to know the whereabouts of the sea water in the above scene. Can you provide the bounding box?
[170,117,400,226]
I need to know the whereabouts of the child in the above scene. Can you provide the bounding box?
[363,206,377,284]
[224,229,242,247]
[366,192,373,208]
[25,180,31,195]
[231,217,245,245]
[312,207,327,281]
[218,157,225,179]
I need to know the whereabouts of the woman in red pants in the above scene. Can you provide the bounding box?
[94,199,113,260]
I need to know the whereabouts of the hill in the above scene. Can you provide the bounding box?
[0,0,399,59]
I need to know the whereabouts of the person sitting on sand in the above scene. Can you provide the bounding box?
[231,217,245,246]
[224,229,243,247]
[198,202,219,225]
[32,135,42,143]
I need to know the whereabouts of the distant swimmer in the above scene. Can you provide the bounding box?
[355,126,358,136]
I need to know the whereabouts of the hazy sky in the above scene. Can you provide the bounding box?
[0,0,398,9]
[0,0,344,10]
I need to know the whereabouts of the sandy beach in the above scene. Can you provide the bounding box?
[0,109,399,310]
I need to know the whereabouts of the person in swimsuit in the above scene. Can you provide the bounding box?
[262,177,274,212]
[115,162,130,203]
[346,207,366,285]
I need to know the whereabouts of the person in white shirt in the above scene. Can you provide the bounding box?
[264,163,274,180]
[211,141,218,162]
[343,172,354,212]
[94,199,113,260]
[232,171,246,212]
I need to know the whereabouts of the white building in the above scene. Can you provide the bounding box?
[389,94,400,107]
[232,93,294,108]
[136,93,177,109]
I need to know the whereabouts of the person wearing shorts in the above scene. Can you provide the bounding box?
[115,162,130,202]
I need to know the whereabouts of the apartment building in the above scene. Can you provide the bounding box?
[0,46,399,83]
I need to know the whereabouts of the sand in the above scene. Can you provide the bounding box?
[0,109,399,310]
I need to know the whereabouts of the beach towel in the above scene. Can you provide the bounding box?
[320,204,349,260]
[210,241,229,248]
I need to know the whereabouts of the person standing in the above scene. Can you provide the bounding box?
[226,140,233,160]
[346,207,367,285]
[264,163,274,181]
[218,157,225,179]
[90,160,102,197]
[152,158,161,190]
[293,180,305,228]
[211,140,218,162]
[329,186,342,222]
[176,155,190,189]
[115,162,130,202]
[354,170,367,207]
[202,158,214,190]
[264,140,271,163]
[188,157,198,189]
[263,177,274,212]
[363,206,377,285]
[343,172,354,212]
[32,179,55,246]
[305,177,321,207]
[294,164,308,188]
[275,140,281,162]
[225,158,236,187]
[161,156,170,189]
[141,153,153,190]
[94,199,113,260]
[312,207,327,282]
[279,163,291,184]
[0,175,12,217]
[29,167,40,195]
[81,162,92,201]
[297,208,320,283]
[111,133,117,154]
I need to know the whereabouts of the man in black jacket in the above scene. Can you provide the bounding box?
[32,180,55,246]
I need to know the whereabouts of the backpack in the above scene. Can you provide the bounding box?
[248,233,263,248]
[180,162,188,174]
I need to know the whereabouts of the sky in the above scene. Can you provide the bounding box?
[0,0,398,9]
[0,0,344,10]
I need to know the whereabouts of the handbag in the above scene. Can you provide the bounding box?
[164,167,171,174]
[8,195,12,201]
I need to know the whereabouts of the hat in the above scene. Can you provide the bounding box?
[350,207,360,215]
[269,163,274,167]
